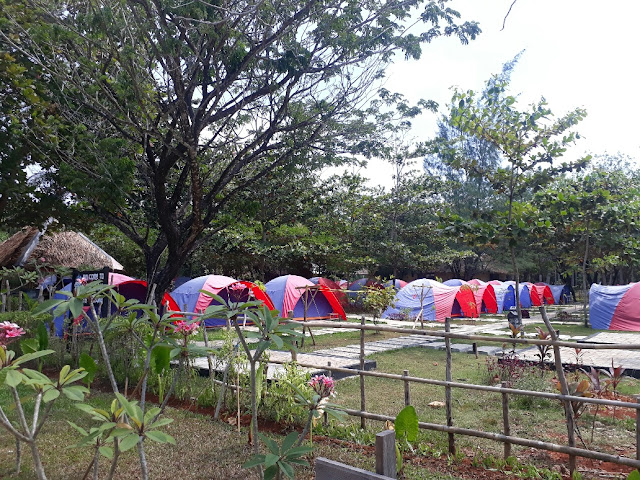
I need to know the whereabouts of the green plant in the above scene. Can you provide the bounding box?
[243,432,313,480]
[534,327,552,368]
[0,345,89,479]
[262,363,311,425]
[361,278,396,323]
[601,359,625,396]
[79,353,98,390]
[394,405,419,474]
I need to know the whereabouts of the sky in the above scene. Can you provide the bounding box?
[344,0,640,189]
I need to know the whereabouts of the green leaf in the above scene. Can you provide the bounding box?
[99,446,114,459]
[264,453,279,468]
[67,421,89,437]
[278,460,295,479]
[148,417,174,430]
[150,346,171,375]
[145,430,175,444]
[5,369,23,387]
[258,433,280,455]
[62,385,89,401]
[264,465,279,480]
[31,298,65,316]
[395,405,418,442]
[43,388,60,403]
[69,297,84,320]
[78,353,97,385]
[36,321,49,351]
[627,470,640,480]
[242,454,266,469]
[118,433,140,452]
[13,350,55,366]
[20,338,39,355]
[281,431,298,453]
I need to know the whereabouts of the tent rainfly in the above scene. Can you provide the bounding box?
[382,279,478,323]
[589,283,640,331]
[266,275,347,321]
[469,279,511,314]
[171,275,275,326]
[309,277,347,305]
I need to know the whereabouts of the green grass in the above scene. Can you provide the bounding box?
[327,347,640,473]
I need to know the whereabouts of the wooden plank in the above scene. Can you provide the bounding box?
[375,430,396,478]
[501,381,511,459]
[315,458,392,480]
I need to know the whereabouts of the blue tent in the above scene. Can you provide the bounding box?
[549,285,572,304]
[265,275,346,320]
[504,281,532,308]
[443,279,466,286]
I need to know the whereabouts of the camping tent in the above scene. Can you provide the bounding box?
[504,281,532,308]
[381,279,478,322]
[171,275,275,326]
[385,279,408,290]
[548,284,572,304]
[469,280,511,314]
[309,277,347,305]
[489,280,516,311]
[443,279,466,286]
[467,279,489,314]
[266,275,346,320]
[51,276,179,337]
[589,283,640,331]
[532,283,555,305]
[523,282,544,306]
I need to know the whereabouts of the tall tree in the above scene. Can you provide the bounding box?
[437,71,588,319]
[1,0,479,298]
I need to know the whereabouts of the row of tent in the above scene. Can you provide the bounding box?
[52,274,349,335]
[382,279,572,323]
[50,272,573,336]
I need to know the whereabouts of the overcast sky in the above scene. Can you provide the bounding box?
[346,0,640,189]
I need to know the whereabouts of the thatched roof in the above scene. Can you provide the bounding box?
[0,227,40,268]
[0,228,124,271]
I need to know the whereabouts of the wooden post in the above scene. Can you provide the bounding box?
[403,370,411,406]
[360,316,366,429]
[472,342,478,358]
[445,317,455,455]
[6,280,11,312]
[636,395,640,461]
[540,306,576,474]
[324,361,331,426]
[502,381,511,459]
[288,311,297,362]
[375,429,397,478]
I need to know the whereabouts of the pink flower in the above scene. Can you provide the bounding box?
[229,283,247,292]
[309,374,335,399]
[0,321,26,347]
[173,320,200,335]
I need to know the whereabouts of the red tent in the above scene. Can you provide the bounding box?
[533,283,555,305]
[310,277,347,305]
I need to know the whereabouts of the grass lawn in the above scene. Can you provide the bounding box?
[327,347,640,477]
[0,386,471,479]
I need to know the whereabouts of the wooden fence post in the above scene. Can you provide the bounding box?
[403,370,410,406]
[501,381,511,459]
[540,306,576,474]
[636,395,640,461]
[360,316,366,429]
[445,317,455,455]
[375,429,397,478]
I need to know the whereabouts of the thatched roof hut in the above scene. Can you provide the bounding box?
[0,227,124,270]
